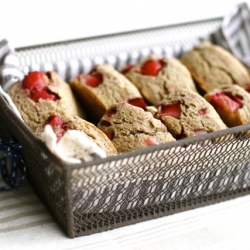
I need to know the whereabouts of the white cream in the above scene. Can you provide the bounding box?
[41,125,106,164]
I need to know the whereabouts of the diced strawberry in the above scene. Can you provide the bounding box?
[145,137,159,146]
[231,94,243,106]
[29,88,56,102]
[157,101,182,119]
[128,97,147,110]
[22,71,46,90]
[46,114,64,128]
[106,108,117,118]
[44,114,68,141]
[210,92,243,112]
[87,74,103,87]
[198,108,207,115]
[104,131,114,140]
[121,64,134,74]
[140,59,164,76]
[22,71,58,102]
[193,129,207,136]
[78,73,103,88]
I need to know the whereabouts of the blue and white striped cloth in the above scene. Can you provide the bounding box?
[0,39,23,92]
[208,2,250,67]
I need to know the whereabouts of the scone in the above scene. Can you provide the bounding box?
[8,71,85,133]
[97,102,175,153]
[70,64,146,123]
[36,113,117,156]
[154,89,227,139]
[181,41,250,93]
[204,85,250,127]
[123,55,197,105]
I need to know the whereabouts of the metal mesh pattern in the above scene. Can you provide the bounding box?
[0,94,69,234]
[2,18,250,238]
[69,130,250,236]
[16,18,222,70]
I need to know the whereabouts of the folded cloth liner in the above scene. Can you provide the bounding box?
[0,39,23,91]
[207,2,250,67]
[0,2,249,93]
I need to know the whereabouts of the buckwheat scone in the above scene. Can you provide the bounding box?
[8,71,85,133]
[97,102,175,153]
[70,64,147,123]
[123,55,197,105]
[204,85,250,127]
[36,113,117,156]
[154,89,227,139]
[181,41,250,93]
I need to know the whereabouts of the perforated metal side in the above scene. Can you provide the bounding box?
[16,18,222,69]
[68,128,250,236]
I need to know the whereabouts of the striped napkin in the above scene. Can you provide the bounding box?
[0,39,23,91]
[208,2,250,67]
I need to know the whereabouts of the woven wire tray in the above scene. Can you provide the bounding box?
[1,17,250,238]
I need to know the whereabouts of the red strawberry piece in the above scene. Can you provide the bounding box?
[121,64,134,74]
[127,97,147,110]
[104,131,114,140]
[22,71,58,102]
[45,114,68,141]
[198,108,207,115]
[145,137,159,146]
[86,74,103,87]
[140,59,164,76]
[106,108,117,118]
[78,72,103,88]
[210,92,243,112]
[29,88,56,102]
[231,94,243,106]
[22,71,46,90]
[193,129,207,136]
[157,101,182,119]
[46,114,63,127]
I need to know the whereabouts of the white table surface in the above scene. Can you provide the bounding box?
[1,1,250,249]
[1,180,250,250]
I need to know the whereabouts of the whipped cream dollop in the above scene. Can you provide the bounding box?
[41,125,106,164]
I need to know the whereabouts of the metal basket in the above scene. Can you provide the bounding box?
[1,17,250,238]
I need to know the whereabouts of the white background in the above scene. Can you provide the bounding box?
[1,0,250,48]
